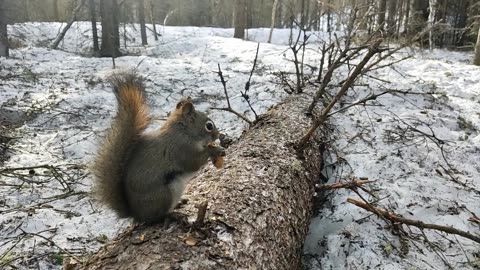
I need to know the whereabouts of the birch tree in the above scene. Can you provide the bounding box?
[474,25,480,65]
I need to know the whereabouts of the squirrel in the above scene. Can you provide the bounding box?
[92,73,225,223]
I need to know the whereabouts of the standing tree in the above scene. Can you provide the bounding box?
[100,0,120,57]
[377,0,387,32]
[89,0,100,53]
[149,0,158,41]
[53,0,59,21]
[410,0,427,35]
[474,23,480,65]
[427,0,437,50]
[403,0,411,34]
[138,0,148,45]
[234,0,247,38]
[0,0,8,57]
[386,0,397,36]
[268,0,280,43]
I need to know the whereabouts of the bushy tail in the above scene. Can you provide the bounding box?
[92,73,149,218]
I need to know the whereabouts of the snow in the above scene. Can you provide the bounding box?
[1,22,479,269]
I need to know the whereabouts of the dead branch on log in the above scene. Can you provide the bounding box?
[347,198,480,244]
[241,43,260,120]
[211,64,253,125]
[297,38,383,149]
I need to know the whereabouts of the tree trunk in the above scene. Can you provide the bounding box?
[396,0,404,37]
[89,0,99,53]
[377,0,387,32]
[410,0,427,35]
[53,0,59,21]
[100,0,120,57]
[138,0,148,45]
[51,0,86,49]
[404,0,411,34]
[149,0,158,41]
[386,0,397,36]
[268,0,279,43]
[427,0,437,50]
[327,0,331,32]
[234,0,246,38]
[0,0,8,57]
[81,94,321,269]
[473,23,480,65]
[275,0,282,27]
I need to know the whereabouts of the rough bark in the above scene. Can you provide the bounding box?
[100,0,120,57]
[473,24,480,65]
[138,0,148,45]
[82,94,321,269]
[234,0,247,38]
[51,0,86,49]
[0,0,8,57]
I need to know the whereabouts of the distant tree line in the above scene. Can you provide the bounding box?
[0,0,479,62]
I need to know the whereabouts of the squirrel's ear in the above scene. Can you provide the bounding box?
[181,101,195,116]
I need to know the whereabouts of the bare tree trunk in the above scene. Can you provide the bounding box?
[410,0,427,36]
[473,23,480,65]
[327,0,332,32]
[89,0,99,53]
[268,0,279,43]
[386,0,397,36]
[377,0,387,32]
[396,0,404,37]
[100,0,120,57]
[0,0,8,57]
[234,0,247,38]
[51,0,86,49]
[404,0,411,34]
[53,0,59,21]
[275,0,283,27]
[149,0,158,41]
[80,94,320,270]
[138,0,148,45]
[428,0,437,50]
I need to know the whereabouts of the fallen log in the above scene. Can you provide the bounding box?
[82,94,323,269]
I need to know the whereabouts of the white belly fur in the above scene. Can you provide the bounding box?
[168,172,195,211]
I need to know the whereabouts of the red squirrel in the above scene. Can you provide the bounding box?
[92,73,225,223]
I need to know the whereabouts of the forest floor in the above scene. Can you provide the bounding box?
[0,22,479,269]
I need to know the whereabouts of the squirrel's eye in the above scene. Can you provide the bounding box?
[205,121,214,132]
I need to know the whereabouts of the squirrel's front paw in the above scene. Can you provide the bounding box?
[207,143,225,168]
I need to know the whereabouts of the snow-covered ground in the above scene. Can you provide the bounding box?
[0,22,478,269]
